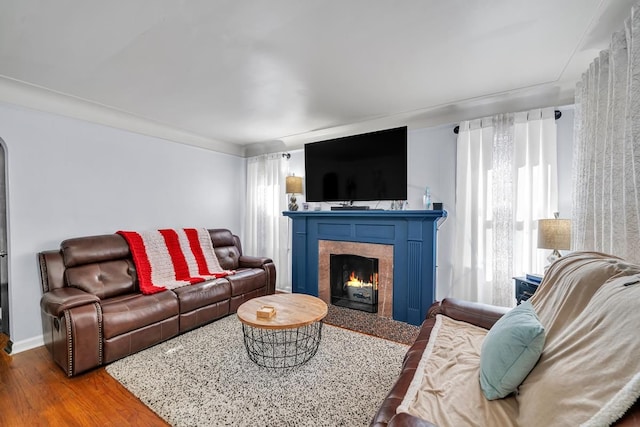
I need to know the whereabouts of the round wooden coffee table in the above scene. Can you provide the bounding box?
[237,293,328,369]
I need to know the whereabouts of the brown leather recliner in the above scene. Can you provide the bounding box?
[38,228,276,377]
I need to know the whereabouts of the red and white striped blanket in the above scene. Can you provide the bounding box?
[117,228,234,295]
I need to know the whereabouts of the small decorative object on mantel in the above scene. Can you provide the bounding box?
[423,186,432,210]
[390,200,407,210]
[286,175,303,211]
[256,305,276,319]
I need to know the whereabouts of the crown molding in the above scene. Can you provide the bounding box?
[245,79,576,154]
[0,76,245,157]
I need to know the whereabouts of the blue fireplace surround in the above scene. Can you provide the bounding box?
[282,210,447,325]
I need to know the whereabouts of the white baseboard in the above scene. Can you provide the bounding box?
[9,334,44,354]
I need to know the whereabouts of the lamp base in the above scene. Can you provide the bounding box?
[546,249,562,264]
[288,195,298,211]
[543,249,562,273]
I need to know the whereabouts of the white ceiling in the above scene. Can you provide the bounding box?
[0,1,635,156]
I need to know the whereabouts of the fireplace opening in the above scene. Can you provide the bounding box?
[330,254,378,313]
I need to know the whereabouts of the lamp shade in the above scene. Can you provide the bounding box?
[537,218,571,250]
[286,176,303,194]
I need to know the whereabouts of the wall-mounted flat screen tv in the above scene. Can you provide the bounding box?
[304,126,407,203]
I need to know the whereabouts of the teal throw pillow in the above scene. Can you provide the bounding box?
[479,300,545,400]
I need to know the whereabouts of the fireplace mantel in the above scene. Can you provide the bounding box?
[283,210,447,325]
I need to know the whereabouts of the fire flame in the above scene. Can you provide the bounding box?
[346,271,378,290]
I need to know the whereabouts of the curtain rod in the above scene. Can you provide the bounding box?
[453,110,562,135]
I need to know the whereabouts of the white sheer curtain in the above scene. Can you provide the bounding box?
[245,153,290,291]
[573,3,640,263]
[452,108,558,306]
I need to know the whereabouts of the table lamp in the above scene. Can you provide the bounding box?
[286,175,303,211]
[537,212,571,265]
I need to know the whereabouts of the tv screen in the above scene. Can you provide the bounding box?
[304,126,407,203]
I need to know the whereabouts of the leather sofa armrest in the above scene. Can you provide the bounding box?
[426,300,443,318]
[437,297,509,330]
[238,255,273,268]
[388,413,438,427]
[616,397,640,425]
[238,256,276,295]
[370,317,438,426]
[41,287,100,318]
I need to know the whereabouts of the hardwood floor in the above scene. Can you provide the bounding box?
[0,333,168,426]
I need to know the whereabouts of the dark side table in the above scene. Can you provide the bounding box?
[514,277,540,305]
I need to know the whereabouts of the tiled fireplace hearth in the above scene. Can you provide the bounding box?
[319,240,393,317]
[283,210,446,325]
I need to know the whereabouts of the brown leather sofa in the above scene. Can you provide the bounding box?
[371,299,508,427]
[38,228,276,377]
[371,297,640,427]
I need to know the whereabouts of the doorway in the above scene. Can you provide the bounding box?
[0,139,9,348]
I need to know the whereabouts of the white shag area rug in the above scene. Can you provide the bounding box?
[106,315,407,426]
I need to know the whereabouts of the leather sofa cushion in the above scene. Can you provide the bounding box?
[226,268,266,296]
[101,291,178,339]
[66,260,136,299]
[172,278,231,313]
[209,229,240,270]
[61,234,130,267]
[209,229,236,247]
[214,245,240,270]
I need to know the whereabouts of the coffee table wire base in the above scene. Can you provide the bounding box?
[242,322,323,369]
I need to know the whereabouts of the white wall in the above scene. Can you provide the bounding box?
[285,112,574,301]
[1,101,574,350]
[0,102,246,352]
[407,125,457,300]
